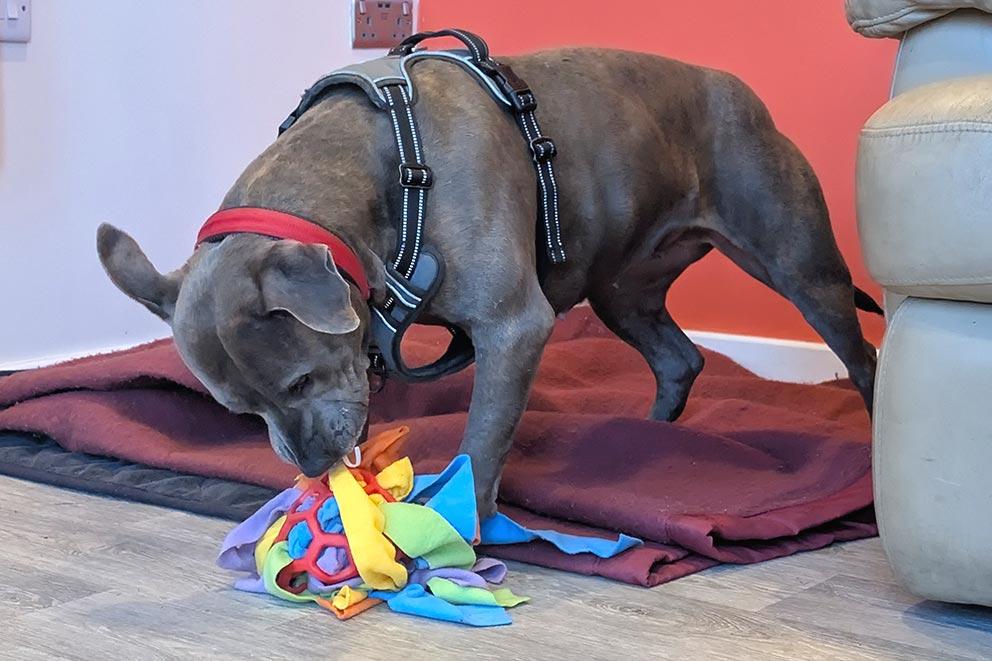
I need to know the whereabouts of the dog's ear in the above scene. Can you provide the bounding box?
[259,240,360,335]
[97,223,184,322]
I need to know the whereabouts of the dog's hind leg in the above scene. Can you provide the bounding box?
[589,238,712,422]
[716,231,877,411]
[708,130,877,411]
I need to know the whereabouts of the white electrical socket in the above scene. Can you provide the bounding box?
[0,0,31,43]
[352,0,414,49]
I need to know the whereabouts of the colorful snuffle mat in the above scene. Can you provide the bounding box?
[218,426,641,626]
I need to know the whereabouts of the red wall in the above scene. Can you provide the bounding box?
[419,0,897,343]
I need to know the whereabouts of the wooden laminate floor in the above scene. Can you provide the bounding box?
[2,474,991,661]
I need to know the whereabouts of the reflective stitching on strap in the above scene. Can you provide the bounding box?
[385,271,422,301]
[398,86,426,277]
[529,115,564,260]
[386,280,420,308]
[398,87,423,163]
[524,111,542,139]
[384,86,414,272]
[518,112,553,258]
[397,202,411,270]
[522,110,564,261]
[449,29,483,61]
[411,189,425,278]
[383,87,408,161]
[544,159,564,259]
[372,307,398,333]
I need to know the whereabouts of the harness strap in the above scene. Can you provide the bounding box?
[390,28,492,62]
[389,30,566,264]
[380,83,430,280]
[507,78,565,264]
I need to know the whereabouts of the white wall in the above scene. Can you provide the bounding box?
[0,1,385,366]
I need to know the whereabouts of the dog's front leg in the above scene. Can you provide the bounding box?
[460,300,555,518]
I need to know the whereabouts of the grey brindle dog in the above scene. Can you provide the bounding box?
[97,49,877,517]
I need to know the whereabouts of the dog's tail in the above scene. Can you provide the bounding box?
[854,287,884,315]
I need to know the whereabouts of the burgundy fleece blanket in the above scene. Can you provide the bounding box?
[0,308,875,586]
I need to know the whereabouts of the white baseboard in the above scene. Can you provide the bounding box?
[0,343,149,372]
[2,331,845,384]
[686,330,846,383]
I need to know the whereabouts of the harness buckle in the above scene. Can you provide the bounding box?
[529,136,557,163]
[480,60,538,113]
[506,87,537,114]
[398,162,434,189]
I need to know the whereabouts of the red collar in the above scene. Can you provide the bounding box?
[196,207,371,300]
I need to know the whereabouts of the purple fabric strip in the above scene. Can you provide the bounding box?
[315,547,349,576]
[233,572,363,596]
[472,557,507,584]
[407,558,508,588]
[233,575,268,594]
[217,487,301,572]
[307,575,365,594]
[409,567,488,588]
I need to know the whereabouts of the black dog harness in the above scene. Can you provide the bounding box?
[277,29,564,382]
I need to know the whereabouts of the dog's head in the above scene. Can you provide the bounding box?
[96,223,370,477]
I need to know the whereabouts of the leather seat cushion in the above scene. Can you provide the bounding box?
[857,75,992,302]
[846,0,992,37]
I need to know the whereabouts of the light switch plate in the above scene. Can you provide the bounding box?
[353,0,414,49]
[0,0,30,43]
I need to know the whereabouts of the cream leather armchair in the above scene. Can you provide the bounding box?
[848,0,992,606]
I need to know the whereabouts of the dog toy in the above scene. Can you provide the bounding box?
[218,427,528,626]
[218,426,643,626]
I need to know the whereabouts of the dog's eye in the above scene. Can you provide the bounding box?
[287,373,311,395]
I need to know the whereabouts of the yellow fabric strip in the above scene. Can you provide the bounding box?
[375,457,414,501]
[327,464,407,591]
[255,515,286,575]
[331,585,368,611]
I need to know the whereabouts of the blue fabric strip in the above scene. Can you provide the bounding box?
[404,455,476,542]
[370,584,511,627]
[286,521,313,559]
[479,512,642,558]
[410,455,641,559]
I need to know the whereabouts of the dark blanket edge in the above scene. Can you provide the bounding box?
[0,432,272,520]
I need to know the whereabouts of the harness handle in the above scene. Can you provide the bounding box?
[388,28,490,63]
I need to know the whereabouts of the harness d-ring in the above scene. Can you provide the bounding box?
[343,446,362,468]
